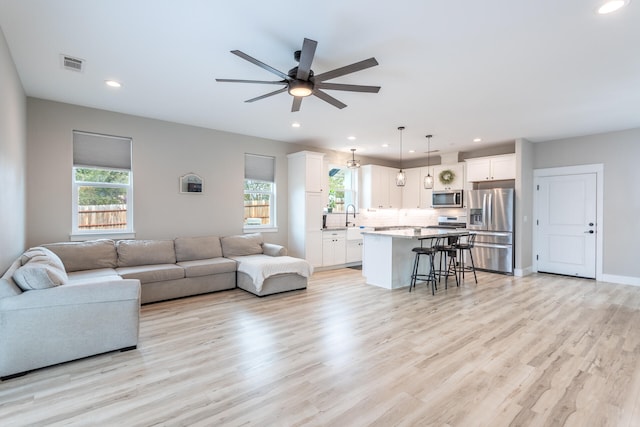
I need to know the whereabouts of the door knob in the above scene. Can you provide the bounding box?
[588,222,594,226]
[584,230,594,234]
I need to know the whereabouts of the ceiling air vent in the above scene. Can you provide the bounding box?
[61,55,84,72]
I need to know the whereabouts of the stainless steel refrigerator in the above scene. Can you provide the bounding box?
[466,188,515,274]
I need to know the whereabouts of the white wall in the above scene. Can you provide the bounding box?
[515,139,534,276]
[0,27,27,272]
[25,98,313,248]
[533,129,640,281]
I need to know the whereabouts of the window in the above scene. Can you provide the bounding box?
[72,131,133,237]
[244,154,276,230]
[328,165,358,213]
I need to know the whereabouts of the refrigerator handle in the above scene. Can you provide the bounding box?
[487,193,493,229]
[482,194,487,226]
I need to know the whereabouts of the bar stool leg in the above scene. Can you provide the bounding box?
[410,251,420,292]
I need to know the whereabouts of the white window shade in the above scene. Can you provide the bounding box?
[245,153,275,182]
[73,131,132,170]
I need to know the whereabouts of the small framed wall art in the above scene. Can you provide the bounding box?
[180,173,204,194]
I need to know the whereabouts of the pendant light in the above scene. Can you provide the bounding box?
[396,126,406,186]
[347,148,361,169]
[424,134,434,189]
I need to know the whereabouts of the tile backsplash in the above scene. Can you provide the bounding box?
[323,207,467,229]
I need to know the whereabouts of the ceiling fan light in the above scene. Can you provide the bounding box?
[288,81,313,97]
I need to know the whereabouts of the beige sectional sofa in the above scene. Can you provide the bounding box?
[0,233,311,379]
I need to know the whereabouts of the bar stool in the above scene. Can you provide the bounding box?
[410,238,439,295]
[434,236,460,288]
[452,233,477,283]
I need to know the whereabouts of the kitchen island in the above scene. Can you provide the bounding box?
[362,228,469,289]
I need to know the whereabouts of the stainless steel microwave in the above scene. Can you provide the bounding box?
[432,190,463,208]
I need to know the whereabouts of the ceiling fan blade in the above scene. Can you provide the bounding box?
[216,78,287,85]
[291,96,303,112]
[296,38,317,80]
[314,57,379,82]
[313,90,347,109]
[315,82,381,93]
[245,87,288,103]
[231,50,291,81]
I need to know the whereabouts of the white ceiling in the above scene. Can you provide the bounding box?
[1,0,638,162]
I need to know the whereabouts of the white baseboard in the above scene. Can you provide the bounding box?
[514,266,533,277]
[599,274,640,287]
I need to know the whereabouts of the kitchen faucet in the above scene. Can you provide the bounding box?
[345,204,356,227]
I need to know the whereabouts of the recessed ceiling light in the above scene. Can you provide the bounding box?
[291,122,301,128]
[382,143,389,148]
[473,138,482,142]
[105,80,122,88]
[597,0,629,14]
[347,136,356,141]
[409,150,415,153]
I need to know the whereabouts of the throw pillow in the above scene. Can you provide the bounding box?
[220,233,264,257]
[13,247,69,291]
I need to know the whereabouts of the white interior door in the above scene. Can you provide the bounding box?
[535,173,597,278]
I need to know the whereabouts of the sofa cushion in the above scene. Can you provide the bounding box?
[0,278,22,298]
[220,233,264,257]
[67,268,121,285]
[177,258,238,278]
[42,239,117,272]
[116,264,184,284]
[13,247,69,291]
[174,236,223,262]
[117,240,176,267]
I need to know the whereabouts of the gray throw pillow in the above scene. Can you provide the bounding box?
[13,247,69,291]
[220,233,264,257]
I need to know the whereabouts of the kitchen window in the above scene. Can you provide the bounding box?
[328,165,357,213]
[244,154,276,231]
[71,131,134,239]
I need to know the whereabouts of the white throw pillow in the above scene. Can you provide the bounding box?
[13,246,69,291]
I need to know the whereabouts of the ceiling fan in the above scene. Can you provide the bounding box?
[216,38,380,112]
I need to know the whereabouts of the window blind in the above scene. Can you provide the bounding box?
[73,131,132,170]
[244,153,275,182]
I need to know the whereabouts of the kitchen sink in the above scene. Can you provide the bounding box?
[347,227,373,240]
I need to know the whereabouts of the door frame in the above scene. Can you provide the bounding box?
[532,164,603,280]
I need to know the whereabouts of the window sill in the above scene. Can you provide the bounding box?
[243,226,278,234]
[70,231,136,241]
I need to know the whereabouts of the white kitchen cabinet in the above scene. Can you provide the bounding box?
[465,154,516,182]
[346,239,364,263]
[287,150,325,192]
[433,163,465,191]
[287,151,325,267]
[361,165,403,209]
[401,167,422,209]
[322,230,346,266]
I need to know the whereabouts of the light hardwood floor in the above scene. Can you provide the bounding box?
[2,269,640,426]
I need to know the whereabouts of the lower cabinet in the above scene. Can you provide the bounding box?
[322,230,346,267]
[346,239,364,263]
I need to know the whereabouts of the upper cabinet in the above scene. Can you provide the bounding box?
[465,154,516,182]
[287,151,324,192]
[433,163,465,191]
[401,167,422,209]
[361,165,402,209]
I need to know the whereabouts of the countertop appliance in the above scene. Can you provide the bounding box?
[432,190,463,208]
[466,188,514,274]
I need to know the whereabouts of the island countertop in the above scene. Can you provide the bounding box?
[361,228,468,239]
[361,227,470,289]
